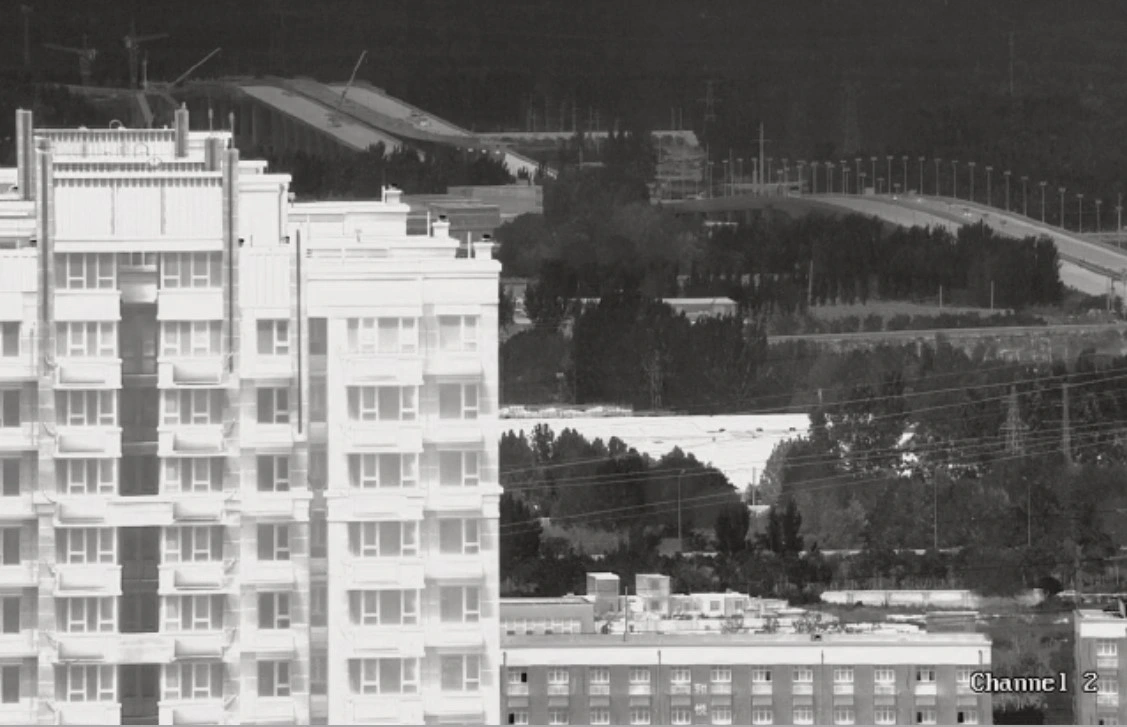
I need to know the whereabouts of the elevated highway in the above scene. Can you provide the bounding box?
[665,193,1127,297]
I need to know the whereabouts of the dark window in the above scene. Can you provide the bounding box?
[1,391,18,427]
[1,459,17,496]
[309,318,327,355]
[0,665,17,703]
[0,324,17,357]
[1,597,18,633]
[1,529,18,564]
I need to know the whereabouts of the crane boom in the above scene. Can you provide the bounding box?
[335,50,368,113]
[169,48,221,88]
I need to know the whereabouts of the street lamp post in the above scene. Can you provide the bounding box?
[843,167,850,195]
[1040,181,1047,223]
[798,161,806,193]
[1004,171,1012,212]
[737,158,744,190]
[1020,175,1028,216]
[782,158,789,185]
[878,177,884,194]
[1059,187,1066,229]
[886,155,893,193]
[825,162,834,194]
[859,172,867,194]
[766,157,773,183]
[934,158,941,197]
[902,155,908,193]
[722,159,730,197]
[1119,193,1124,235]
[1096,199,1103,233]
[918,156,925,195]
[854,157,862,183]
[1078,193,1084,233]
[985,166,993,207]
[968,161,976,202]
[870,156,877,185]
[952,160,958,199]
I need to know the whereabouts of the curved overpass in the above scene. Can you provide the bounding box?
[666,193,1127,297]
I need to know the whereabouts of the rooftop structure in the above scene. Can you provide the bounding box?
[1075,607,1126,725]
[0,106,500,726]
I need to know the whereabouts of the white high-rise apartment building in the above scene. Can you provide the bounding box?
[0,106,501,726]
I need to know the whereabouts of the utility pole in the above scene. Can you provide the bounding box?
[758,123,766,187]
[933,474,939,551]
[677,469,685,552]
[807,258,815,306]
[1062,377,1073,466]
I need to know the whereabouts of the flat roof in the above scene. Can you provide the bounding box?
[502,596,593,606]
[329,82,471,139]
[503,632,990,648]
[239,85,400,152]
[1078,609,1124,621]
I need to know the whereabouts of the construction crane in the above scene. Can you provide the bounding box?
[139,48,222,128]
[327,50,368,127]
[123,19,169,90]
[44,35,98,86]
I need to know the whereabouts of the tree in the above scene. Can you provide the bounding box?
[499,284,515,331]
[499,492,543,581]
[782,498,805,554]
[715,502,751,554]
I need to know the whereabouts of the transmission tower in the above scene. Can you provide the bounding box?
[1000,386,1028,455]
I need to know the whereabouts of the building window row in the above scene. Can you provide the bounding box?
[56,322,116,358]
[346,518,482,557]
[342,315,480,355]
[346,383,482,422]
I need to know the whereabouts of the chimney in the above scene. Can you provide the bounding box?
[174,104,189,158]
[36,139,53,248]
[382,185,402,205]
[15,109,34,201]
[204,137,224,171]
[472,232,495,260]
[432,214,450,239]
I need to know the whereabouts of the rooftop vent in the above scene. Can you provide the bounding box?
[383,185,402,205]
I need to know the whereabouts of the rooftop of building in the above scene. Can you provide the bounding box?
[501,595,594,606]
[502,631,990,648]
[1078,607,1127,621]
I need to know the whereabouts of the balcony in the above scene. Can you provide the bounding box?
[170,631,226,660]
[55,289,121,322]
[669,684,691,696]
[0,561,38,588]
[338,489,425,522]
[628,684,652,696]
[792,683,814,696]
[158,562,231,594]
[54,564,123,596]
[751,683,772,696]
[348,695,424,724]
[1098,694,1120,708]
[243,421,296,450]
[710,683,732,695]
[243,560,296,589]
[834,684,855,696]
[0,423,38,451]
[249,697,294,723]
[424,420,486,447]
[589,684,610,696]
[915,683,938,697]
[0,629,37,657]
[0,493,34,520]
[0,699,36,725]
[874,684,896,696]
[158,700,224,726]
[55,496,174,528]
[342,421,423,452]
[54,702,121,725]
[158,426,227,458]
[157,289,223,322]
[0,341,38,381]
[248,628,296,656]
[51,631,174,664]
[54,358,121,390]
[425,553,484,581]
[54,426,122,459]
[340,353,423,387]
[344,557,425,590]
[170,496,227,523]
[423,352,483,379]
[158,357,228,388]
[246,354,293,381]
[423,621,485,650]
[239,491,311,521]
[1098,656,1119,670]
[348,625,425,657]
[426,486,488,513]
[506,684,530,697]
[424,691,486,719]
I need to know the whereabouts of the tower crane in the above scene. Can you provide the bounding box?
[123,19,169,90]
[44,35,98,86]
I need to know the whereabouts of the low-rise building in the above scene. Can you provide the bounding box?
[1076,607,1126,725]
[501,596,597,636]
[501,631,992,725]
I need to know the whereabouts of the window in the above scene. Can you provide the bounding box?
[256,320,290,356]
[548,711,569,726]
[57,390,116,426]
[258,593,291,630]
[752,668,772,684]
[161,252,221,289]
[310,583,327,626]
[834,667,854,684]
[439,451,480,487]
[670,667,691,684]
[1,597,17,633]
[349,521,418,557]
[56,665,115,702]
[440,655,480,692]
[793,707,814,725]
[164,662,223,700]
[257,455,290,492]
[57,459,116,495]
[956,667,973,687]
[349,454,418,489]
[629,708,651,725]
[439,586,480,623]
[0,666,17,704]
[916,668,936,683]
[163,595,224,632]
[834,708,855,725]
[438,383,479,419]
[349,590,419,626]
[163,458,224,493]
[349,659,419,695]
[163,526,222,563]
[509,712,531,725]
[162,390,223,425]
[347,386,417,421]
[438,315,479,352]
[874,709,897,725]
[57,597,115,633]
[257,661,291,697]
[589,710,610,726]
[0,391,16,427]
[310,651,328,695]
[161,321,222,357]
[712,707,733,725]
[119,252,157,269]
[309,318,327,355]
[310,513,327,558]
[120,454,159,497]
[752,709,773,725]
[917,709,938,725]
[630,668,650,684]
[590,667,610,685]
[874,667,895,685]
[310,378,326,422]
[438,518,480,555]
[346,318,418,354]
[711,667,732,683]
[547,668,569,687]
[1100,677,1119,695]
[0,459,18,496]
[56,322,116,358]
[57,253,115,290]
[1099,640,1119,656]
[256,387,290,424]
[793,667,813,683]
[57,528,113,564]
[671,709,692,726]
[0,323,16,358]
[958,709,980,725]
[0,528,18,565]
[257,524,290,561]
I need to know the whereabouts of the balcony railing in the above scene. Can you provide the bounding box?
[710,683,732,695]
[1097,694,1120,708]
[792,683,814,696]
[506,684,529,697]
[588,684,610,696]
[546,684,569,696]
[1098,656,1119,670]
[669,684,691,696]
[751,683,772,696]
[833,684,855,696]
[874,684,896,695]
[628,684,651,696]
[915,683,938,697]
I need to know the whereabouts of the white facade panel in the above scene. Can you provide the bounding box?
[157,290,225,321]
[54,184,113,238]
[306,279,423,310]
[239,250,292,308]
[0,253,37,292]
[165,183,223,239]
[54,290,121,321]
[239,188,284,247]
[115,183,163,238]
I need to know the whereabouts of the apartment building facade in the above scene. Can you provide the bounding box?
[1076,608,1126,725]
[502,633,993,726]
[0,107,500,725]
